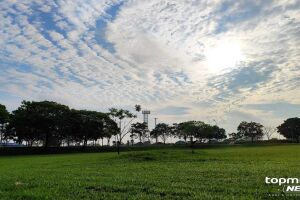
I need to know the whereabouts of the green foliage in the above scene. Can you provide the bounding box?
[277,117,300,143]
[0,104,10,143]
[0,104,9,124]
[0,145,298,199]
[103,117,120,141]
[2,100,298,147]
[109,108,136,120]
[175,121,227,143]
[109,107,136,143]
[228,132,243,141]
[9,101,70,146]
[134,104,141,112]
[64,110,108,146]
[8,101,117,147]
[237,121,264,143]
[213,126,226,140]
[150,123,173,144]
[130,122,148,142]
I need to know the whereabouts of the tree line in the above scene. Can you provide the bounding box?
[0,101,299,148]
[148,121,226,144]
[0,101,120,147]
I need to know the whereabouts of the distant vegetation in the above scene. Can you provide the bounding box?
[0,101,299,148]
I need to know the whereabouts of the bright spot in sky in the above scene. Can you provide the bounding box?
[205,41,245,73]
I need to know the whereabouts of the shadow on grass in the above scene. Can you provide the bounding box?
[85,185,192,198]
[114,149,216,164]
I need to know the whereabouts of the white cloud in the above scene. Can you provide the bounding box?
[0,0,299,132]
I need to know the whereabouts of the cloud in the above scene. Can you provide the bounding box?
[0,0,299,132]
[244,102,300,118]
[158,106,190,116]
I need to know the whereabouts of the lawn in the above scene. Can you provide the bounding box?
[0,144,299,199]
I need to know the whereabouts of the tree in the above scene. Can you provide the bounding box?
[130,122,148,143]
[229,132,243,142]
[175,122,189,142]
[212,126,227,141]
[237,121,264,143]
[151,124,163,143]
[60,109,79,146]
[277,118,300,143]
[150,123,172,144]
[135,105,141,112]
[79,111,104,146]
[263,126,276,140]
[64,110,109,147]
[0,104,9,143]
[184,122,226,143]
[0,104,9,124]
[10,101,70,147]
[108,108,136,144]
[61,109,84,146]
[109,108,136,154]
[176,121,202,143]
[8,101,117,148]
[197,123,214,143]
[103,117,119,146]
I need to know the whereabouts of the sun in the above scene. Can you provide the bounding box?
[205,41,245,73]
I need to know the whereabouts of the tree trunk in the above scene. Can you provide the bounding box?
[190,137,194,154]
[190,137,193,144]
[44,134,49,148]
[0,125,4,144]
[117,141,120,155]
[118,133,122,144]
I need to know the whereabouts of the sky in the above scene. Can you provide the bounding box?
[0,0,299,133]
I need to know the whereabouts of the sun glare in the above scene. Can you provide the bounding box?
[205,41,245,73]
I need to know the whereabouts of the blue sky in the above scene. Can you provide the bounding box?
[0,0,299,132]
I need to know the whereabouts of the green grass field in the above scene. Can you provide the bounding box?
[0,144,299,199]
